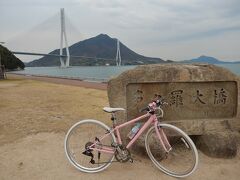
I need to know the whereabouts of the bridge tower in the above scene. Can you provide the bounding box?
[115,39,121,66]
[60,8,70,67]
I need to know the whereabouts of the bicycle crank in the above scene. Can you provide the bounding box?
[115,147,132,163]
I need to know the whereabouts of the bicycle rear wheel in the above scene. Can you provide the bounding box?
[64,119,116,173]
[145,123,198,178]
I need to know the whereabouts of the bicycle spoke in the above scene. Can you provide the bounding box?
[65,120,116,173]
[145,124,198,178]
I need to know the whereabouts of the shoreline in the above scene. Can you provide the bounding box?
[6,73,107,90]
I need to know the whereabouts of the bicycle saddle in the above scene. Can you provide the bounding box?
[103,107,125,113]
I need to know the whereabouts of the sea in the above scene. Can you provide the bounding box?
[13,64,240,82]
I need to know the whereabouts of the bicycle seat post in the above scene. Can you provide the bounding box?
[111,113,117,127]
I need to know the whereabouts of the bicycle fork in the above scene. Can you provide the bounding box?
[154,122,172,153]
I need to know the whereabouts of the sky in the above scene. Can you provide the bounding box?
[0,0,240,62]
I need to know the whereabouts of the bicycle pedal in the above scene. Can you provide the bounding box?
[129,158,133,163]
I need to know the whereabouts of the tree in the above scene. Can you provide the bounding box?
[0,45,25,70]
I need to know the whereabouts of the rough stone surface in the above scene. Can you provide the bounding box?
[195,132,238,158]
[107,64,240,157]
[126,81,237,121]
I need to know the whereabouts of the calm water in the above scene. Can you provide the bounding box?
[14,66,137,82]
[14,64,240,82]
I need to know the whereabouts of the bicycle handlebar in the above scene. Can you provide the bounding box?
[140,97,168,114]
[139,107,150,113]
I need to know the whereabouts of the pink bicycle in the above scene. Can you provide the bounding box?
[64,97,198,178]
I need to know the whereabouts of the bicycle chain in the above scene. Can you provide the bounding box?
[84,142,133,164]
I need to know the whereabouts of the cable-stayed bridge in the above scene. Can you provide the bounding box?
[8,8,122,67]
[11,51,121,62]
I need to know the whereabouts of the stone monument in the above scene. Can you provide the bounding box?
[107,64,240,158]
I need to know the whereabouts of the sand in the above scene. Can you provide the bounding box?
[7,73,107,90]
[0,76,240,180]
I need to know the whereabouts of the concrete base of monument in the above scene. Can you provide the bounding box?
[196,131,238,158]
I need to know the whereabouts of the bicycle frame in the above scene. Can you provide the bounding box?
[89,111,172,154]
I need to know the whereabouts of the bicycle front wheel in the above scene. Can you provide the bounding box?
[64,119,116,173]
[145,123,198,178]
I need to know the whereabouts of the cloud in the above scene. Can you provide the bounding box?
[1,0,239,61]
[72,0,240,43]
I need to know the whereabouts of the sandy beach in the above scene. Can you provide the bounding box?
[7,73,107,90]
[0,75,240,180]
